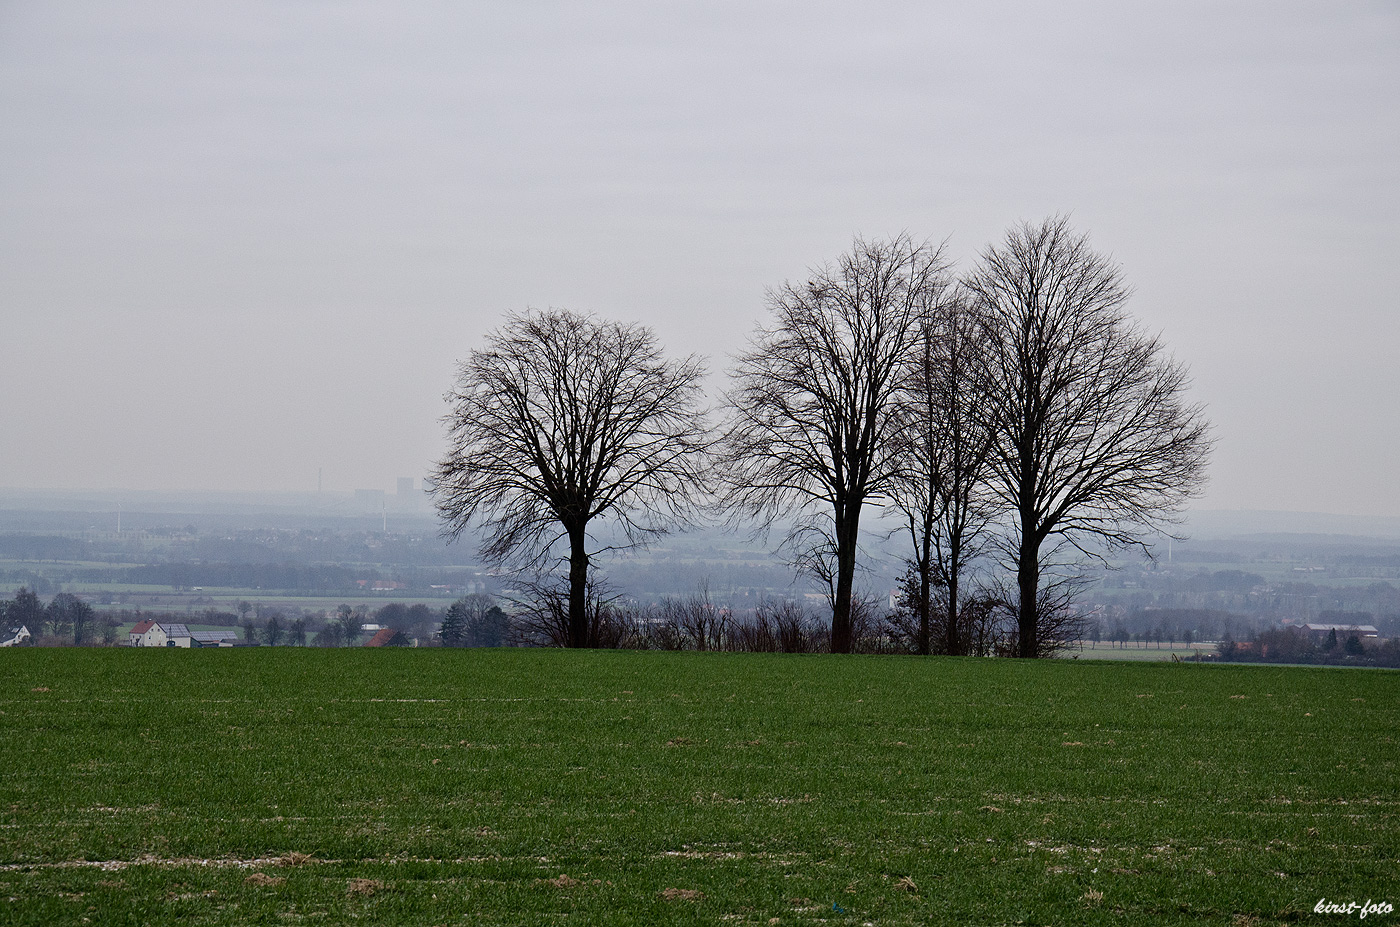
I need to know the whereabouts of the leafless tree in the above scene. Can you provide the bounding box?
[887,291,997,655]
[719,235,952,653]
[884,583,1008,656]
[964,217,1211,658]
[506,575,639,648]
[984,570,1091,658]
[732,599,825,653]
[656,584,732,651]
[434,309,711,647]
[335,604,365,645]
[46,592,94,645]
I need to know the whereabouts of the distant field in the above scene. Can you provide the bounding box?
[1060,643,1221,662]
[1,651,1395,926]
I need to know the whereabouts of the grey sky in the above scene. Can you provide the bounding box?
[1,2,1397,517]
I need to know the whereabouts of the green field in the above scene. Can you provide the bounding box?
[1,651,1395,925]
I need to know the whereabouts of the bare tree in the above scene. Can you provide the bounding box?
[732,599,824,653]
[657,584,732,651]
[984,570,1090,658]
[887,291,997,655]
[506,575,639,648]
[47,592,94,645]
[335,604,364,645]
[719,235,951,653]
[434,309,711,648]
[965,217,1211,658]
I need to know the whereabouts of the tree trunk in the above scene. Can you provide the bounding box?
[917,516,932,656]
[945,563,960,657]
[917,569,931,656]
[830,515,861,654]
[567,527,590,648]
[1016,531,1039,659]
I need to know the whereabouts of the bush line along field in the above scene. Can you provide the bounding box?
[1,651,1396,925]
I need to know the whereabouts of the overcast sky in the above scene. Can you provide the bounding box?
[1,2,1396,518]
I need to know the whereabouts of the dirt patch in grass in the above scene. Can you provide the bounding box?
[0,855,333,873]
[542,874,580,889]
[277,852,315,867]
[244,873,285,887]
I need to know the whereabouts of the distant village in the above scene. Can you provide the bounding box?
[116,618,414,648]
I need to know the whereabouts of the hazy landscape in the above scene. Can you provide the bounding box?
[4,489,1397,655]
[3,3,1398,925]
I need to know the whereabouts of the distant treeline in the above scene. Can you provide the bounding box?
[1218,626,1400,668]
[0,535,91,561]
[0,587,507,649]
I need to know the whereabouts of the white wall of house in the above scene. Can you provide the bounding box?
[138,625,169,647]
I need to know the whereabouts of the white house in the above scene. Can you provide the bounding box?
[128,620,194,647]
[1,625,31,647]
[130,620,161,646]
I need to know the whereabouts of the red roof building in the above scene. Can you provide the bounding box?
[364,628,410,647]
[128,620,157,646]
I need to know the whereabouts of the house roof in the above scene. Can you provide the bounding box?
[130,620,157,635]
[364,627,409,647]
[189,630,241,643]
[163,623,192,638]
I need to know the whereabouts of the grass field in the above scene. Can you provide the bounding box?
[1,650,1396,926]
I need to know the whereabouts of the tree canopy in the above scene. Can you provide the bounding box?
[719,235,953,653]
[434,309,711,647]
[964,216,1212,657]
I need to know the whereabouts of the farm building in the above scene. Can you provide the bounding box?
[364,628,411,647]
[1303,622,1380,643]
[128,621,193,647]
[161,624,193,647]
[190,630,246,647]
[129,620,166,647]
[129,620,247,647]
[2,625,31,647]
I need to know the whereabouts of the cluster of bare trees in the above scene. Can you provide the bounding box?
[434,217,1211,658]
[512,592,829,653]
[0,588,121,645]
